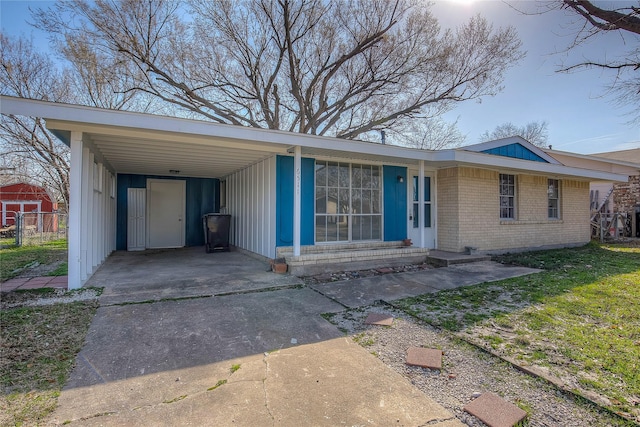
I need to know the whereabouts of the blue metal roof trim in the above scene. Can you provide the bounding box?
[482,143,548,163]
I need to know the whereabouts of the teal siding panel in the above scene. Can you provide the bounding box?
[383,166,407,241]
[116,174,219,250]
[482,143,548,163]
[301,158,315,245]
[275,156,314,247]
[276,156,293,247]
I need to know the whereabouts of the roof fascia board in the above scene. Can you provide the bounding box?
[1,97,626,182]
[450,150,628,182]
[45,119,292,154]
[544,148,640,169]
[2,96,439,161]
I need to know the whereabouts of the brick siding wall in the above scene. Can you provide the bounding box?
[613,175,640,214]
[436,166,590,252]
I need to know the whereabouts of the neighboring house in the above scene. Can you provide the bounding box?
[0,182,59,232]
[592,149,640,232]
[543,148,640,237]
[0,97,630,289]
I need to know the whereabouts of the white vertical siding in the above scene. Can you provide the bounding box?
[67,133,117,289]
[226,156,277,259]
[127,188,146,250]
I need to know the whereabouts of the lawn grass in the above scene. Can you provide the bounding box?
[0,300,98,426]
[394,242,640,422]
[0,239,67,281]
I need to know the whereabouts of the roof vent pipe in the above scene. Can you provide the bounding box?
[380,130,386,145]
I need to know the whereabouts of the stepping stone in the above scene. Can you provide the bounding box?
[463,392,527,427]
[364,313,394,326]
[405,347,442,370]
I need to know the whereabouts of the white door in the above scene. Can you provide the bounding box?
[127,188,146,251]
[147,179,186,248]
[407,172,435,248]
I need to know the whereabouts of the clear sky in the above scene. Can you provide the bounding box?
[1,0,639,155]
[431,0,639,155]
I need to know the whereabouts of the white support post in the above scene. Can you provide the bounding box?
[81,148,91,281]
[418,160,425,249]
[293,146,302,257]
[433,170,438,249]
[68,132,83,290]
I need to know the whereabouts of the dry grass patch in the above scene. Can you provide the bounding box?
[0,299,98,426]
[395,242,640,423]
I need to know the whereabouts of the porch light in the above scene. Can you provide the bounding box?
[397,175,404,183]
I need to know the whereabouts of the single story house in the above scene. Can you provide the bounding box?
[0,182,59,231]
[0,96,630,289]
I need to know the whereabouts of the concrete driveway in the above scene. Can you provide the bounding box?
[51,248,539,426]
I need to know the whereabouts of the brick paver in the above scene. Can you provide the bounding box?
[405,347,443,370]
[364,313,394,326]
[463,392,527,427]
[0,276,68,292]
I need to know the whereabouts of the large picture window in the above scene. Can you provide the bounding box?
[315,161,381,242]
[499,174,516,219]
[548,179,560,219]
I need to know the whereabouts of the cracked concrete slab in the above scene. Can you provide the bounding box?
[66,288,345,388]
[91,248,304,305]
[311,261,541,307]
[51,250,536,426]
[53,338,464,426]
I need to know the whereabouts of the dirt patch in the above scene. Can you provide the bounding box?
[10,253,67,279]
[301,262,434,285]
[1,288,100,310]
[326,304,631,426]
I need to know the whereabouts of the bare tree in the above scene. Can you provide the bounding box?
[1,31,160,208]
[479,120,549,147]
[560,1,640,121]
[386,118,466,150]
[561,1,640,36]
[0,34,71,207]
[515,1,640,121]
[33,0,524,140]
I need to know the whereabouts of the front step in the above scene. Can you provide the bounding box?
[277,241,430,276]
[426,250,491,267]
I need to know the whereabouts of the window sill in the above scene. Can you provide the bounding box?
[500,219,564,225]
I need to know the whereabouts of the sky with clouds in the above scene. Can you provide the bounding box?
[1,0,639,155]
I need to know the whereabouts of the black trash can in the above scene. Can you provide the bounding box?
[203,213,231,253]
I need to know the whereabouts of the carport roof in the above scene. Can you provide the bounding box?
[0,96,629,182]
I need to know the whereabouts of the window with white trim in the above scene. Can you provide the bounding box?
[548,179,560,219]
[315,161,381,242]
[499,174,516,219]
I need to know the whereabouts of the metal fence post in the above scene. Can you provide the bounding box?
[15,212,22,247]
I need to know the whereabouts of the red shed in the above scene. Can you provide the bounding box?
[0,182,58,231]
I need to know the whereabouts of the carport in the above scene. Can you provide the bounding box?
[1,96,435,290]
[2,98,292,289]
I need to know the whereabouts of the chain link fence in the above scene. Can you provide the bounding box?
[1,211,67,246]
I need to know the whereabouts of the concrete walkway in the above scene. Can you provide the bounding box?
[49,249,539,426]
[311,261,540,308]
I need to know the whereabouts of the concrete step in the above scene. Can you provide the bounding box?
[426,250,491,267]
[278,242,430,276]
